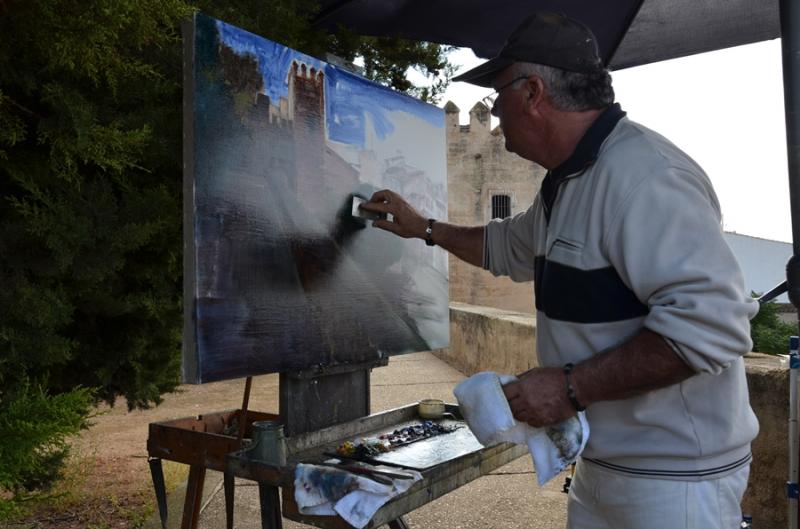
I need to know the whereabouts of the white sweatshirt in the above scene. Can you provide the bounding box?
[483,109,759,479]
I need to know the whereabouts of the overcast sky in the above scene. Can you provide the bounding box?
[435,40,792,244]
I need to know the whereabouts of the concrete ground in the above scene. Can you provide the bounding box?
[144,352,569,529]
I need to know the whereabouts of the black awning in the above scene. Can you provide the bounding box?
[314,0,780,70]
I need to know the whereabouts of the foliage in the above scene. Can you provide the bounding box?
[750,295,798,355]
[0,0,454,509]
[191,0,456,103]
[1,0,189,508]
[0,382,94,517]
[0,0,189,411]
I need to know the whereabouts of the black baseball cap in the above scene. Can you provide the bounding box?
[453,12,604,87]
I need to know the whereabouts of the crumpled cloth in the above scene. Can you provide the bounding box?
[453,371,589,486]
[294,463,422,529]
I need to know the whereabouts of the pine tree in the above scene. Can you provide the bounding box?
[0,0,454,509]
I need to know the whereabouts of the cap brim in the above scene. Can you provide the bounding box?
[452,56,515,87]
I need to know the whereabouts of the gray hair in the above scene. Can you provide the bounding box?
[511,62,614,112]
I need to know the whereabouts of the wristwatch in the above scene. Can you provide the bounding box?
[425,218,436,246]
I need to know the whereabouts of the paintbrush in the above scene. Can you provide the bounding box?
[322,452,415,476]
[314,462,397,485]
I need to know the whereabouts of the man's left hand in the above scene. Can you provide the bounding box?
[502,367,577,427]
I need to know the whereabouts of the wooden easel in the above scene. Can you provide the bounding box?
[148,357,396,529]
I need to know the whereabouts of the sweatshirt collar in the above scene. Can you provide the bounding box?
[541,103,626,221]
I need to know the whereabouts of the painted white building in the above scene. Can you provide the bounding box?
[723,232,792,303]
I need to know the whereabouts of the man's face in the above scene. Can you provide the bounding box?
[489,66,529,155]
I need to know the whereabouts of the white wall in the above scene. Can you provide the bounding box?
[723,232,792,302]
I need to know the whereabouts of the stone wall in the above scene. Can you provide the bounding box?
[436,303,791,529]
[435,301,538,376]
[445,101,545,314]
[742,353,789,529]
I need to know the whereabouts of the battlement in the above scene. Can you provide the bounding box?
[444,99,502,137]
[290,61,325,85]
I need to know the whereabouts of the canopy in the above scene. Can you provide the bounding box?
[314,0,780,70]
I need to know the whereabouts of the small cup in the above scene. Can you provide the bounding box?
[418,399,445,419]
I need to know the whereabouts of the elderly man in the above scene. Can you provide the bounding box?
[361,11,758,529]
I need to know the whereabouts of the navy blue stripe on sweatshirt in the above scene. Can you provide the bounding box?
[583,453,752,478]
[534,256,648,323]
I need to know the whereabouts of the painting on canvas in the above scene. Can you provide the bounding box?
[183,14,449,383]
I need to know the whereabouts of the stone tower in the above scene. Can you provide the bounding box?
[446,101,546,313]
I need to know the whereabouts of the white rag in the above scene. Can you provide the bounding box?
[453,371,589,486]
[293,463,422,529]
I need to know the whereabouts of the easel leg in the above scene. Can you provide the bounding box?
[149,457,169,529]
[258,483,283,529]
[388,516,411,529]
[181,464,206,529]
[237,376,253,446]
[225,376,252,529]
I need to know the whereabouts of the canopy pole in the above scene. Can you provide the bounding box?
[782,0,800,261]
[781,2,800,528]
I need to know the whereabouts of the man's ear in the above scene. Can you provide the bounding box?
[523,76,546,113]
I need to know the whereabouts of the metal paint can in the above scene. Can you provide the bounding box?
[249,421,287,466]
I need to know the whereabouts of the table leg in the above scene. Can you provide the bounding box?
[224,470,235,529]
[181,464,206,529]
[149,457,168,529]
[258,483,283,529]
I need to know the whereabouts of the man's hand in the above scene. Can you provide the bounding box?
[502,367,577,427]
[360,189,428,239]
[360,189,486,267]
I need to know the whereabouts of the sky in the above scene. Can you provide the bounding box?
[434,40,792,244]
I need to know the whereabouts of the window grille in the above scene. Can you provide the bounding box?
[491,194,511,219]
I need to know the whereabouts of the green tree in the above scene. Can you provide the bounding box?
[0,0,191,511]
[0,0,454,511]
[750,294,798,355]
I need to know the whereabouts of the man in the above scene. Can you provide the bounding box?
[360,11,759,529]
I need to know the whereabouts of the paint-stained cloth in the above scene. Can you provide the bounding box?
[454,371,588,485]
[293,464,421,528]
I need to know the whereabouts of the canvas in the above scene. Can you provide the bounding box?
[183,14,449,384]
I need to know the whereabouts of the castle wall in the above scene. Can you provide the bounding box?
[445,102,546,313]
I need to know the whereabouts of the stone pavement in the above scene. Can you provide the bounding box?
[144,352,569,529]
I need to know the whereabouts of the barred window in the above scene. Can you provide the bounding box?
[491,194,511,219]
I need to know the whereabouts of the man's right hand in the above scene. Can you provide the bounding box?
[360,189,428,240]
[360,189,485,267]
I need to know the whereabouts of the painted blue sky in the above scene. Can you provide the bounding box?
[214,18,444,148]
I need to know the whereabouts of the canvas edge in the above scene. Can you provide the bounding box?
[181,14,201,384]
